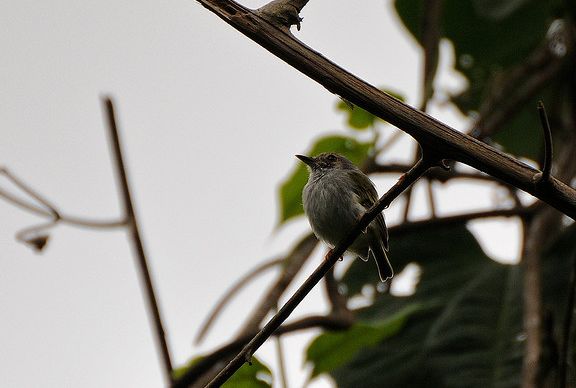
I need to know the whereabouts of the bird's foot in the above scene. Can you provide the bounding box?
[324,249,343,262]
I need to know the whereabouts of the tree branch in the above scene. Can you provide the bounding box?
[537,101,553,184]
[102,97,173,384]
[205,154,433,387]
[195,258,284,344]
[0,168,126,229]
[237,233,318,336]
[194,0,576,219]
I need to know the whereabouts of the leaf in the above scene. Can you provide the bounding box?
[172,356,272,388]
[278,135,372,225]
[331,224,524,387]
[336,90,405,130]
[305,303,423,378]
[223,358,272,388]
[394,0,558,159]
[314,223,576,388]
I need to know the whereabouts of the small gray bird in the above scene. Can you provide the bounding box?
[296,152,393,282]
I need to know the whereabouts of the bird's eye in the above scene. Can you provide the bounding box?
[327,154,337,162]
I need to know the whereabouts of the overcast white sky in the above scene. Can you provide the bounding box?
[0,0,522,387]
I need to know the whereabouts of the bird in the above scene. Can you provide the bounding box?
[296,152,393,282]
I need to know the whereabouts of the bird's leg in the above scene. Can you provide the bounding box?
[325,249,343,262]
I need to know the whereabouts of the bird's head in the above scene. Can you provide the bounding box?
[296,152,357,173]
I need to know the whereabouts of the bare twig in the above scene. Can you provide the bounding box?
[390,206,535,235]
[537,101,553,183]
[273,305,289,388]
[0,170,126,229]
[206,155,434,387]
[102,97,173,384]
[401,185,414,222]
[195,258,284,344]
[195,0,576,218]
[238,233,318,336]
[1,168,61,219]
[324,267,350,317]
[426,179,437,218]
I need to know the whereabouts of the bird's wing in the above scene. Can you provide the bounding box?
[349,170,389,251]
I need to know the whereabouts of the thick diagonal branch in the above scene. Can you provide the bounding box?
[194,0,576,219]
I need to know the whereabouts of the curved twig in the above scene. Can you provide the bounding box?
[195,258,284,344]
[0,170,126,229]
[537,101,553,183]
[237,233,318,336]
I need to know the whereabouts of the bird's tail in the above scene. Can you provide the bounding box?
[369,242,394,282]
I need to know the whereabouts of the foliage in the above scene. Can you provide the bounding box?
[306,224,575,387]
[296,3,576,386]
[395,0,564,160]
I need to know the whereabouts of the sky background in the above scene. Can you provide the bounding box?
[1,0,522,387]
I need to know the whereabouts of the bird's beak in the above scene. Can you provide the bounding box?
[296,154,315,168]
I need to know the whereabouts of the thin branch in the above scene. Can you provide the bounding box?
[273,305,289,388]
[102,97,173,384]
[0,170,126,229]
[389,206,535,235]
[324,266,350,317]
[366,162,497,182]
[426,179,437,218]
[195,0,576,219]
[401,185,414,222]
[195,258,284,344]
[238,233,318,336]
[537,101,553,183]
[0,167,61,219]
[206,155,434,387]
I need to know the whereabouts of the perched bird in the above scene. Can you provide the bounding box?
[296,152,393,282]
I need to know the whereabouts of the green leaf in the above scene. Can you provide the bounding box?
[172,357,272,388]
[332,223,524,387]
[318,223,576,388]
[223,358,272,388]
[336,90,405,130]
[278,135,372,224]
[305,303,423,378]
